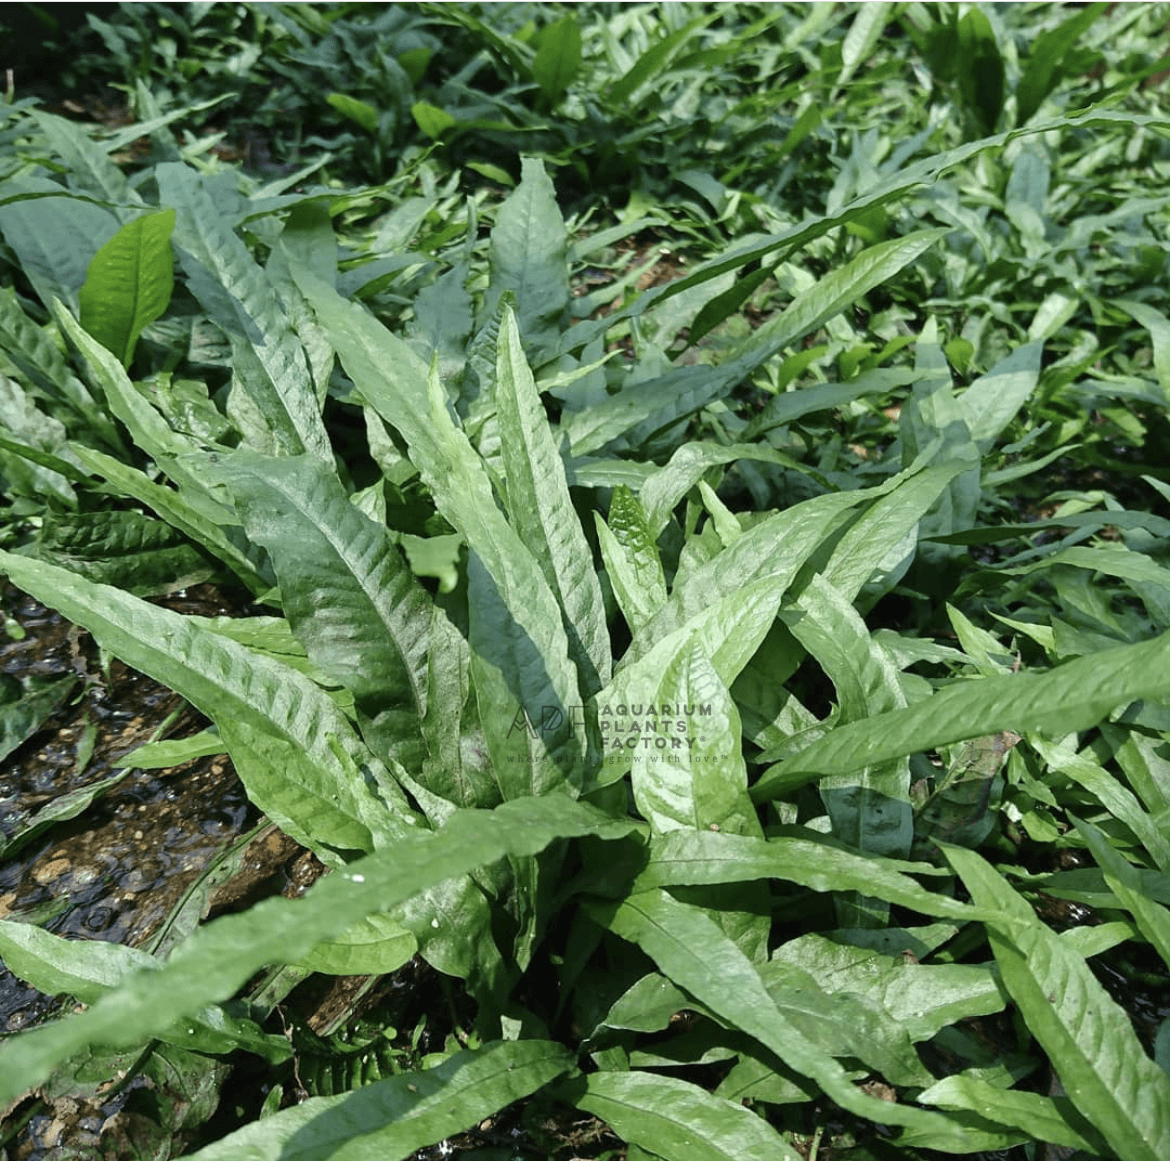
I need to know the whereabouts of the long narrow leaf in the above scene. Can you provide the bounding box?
[588,888,1018,1150]
[213,451,431,718]
[0,550,411,860]
[783,575,912,922]
[945,843,1170,1161]
[1076,818,1170,971]
[189,1041,573,1161]
[634,828,983,923]
[295,270,587,789]
[0,796,632,1107]
[494,305,610,693]
[753,629,1170,799]
[156,163,331,461]
[560,1070,805,1161]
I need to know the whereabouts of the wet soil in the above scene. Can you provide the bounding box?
[0,582,312,1158]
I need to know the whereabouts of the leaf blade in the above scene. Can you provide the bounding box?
[78,208,176,366]
[945,843,1170,1161]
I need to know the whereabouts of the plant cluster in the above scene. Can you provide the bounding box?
[1,3,1170,1159]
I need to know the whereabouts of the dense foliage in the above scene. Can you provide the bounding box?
[2,3,1170,1158]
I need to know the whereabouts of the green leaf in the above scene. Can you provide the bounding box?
[294,272,587,790]
[629,639,759,840]
[410,100,456,140]
[51,301,192,465]
[956,341,1042,453]
[565,230,948,457]
[297,913,417,977]
[0,285,121,450]
[838,2,892,88]
[956,9,1005,135]
[757,957,930,1086]
[634,829,982,924]
[78,208,175,367]
[70,445,271,595]
[120,729,225,769]
[607,11,718,106]
[1016,3,1108,124]
[1075,817,1170,971]
[0,796,631,1106]
[944,844,1170,1161]
[0,182,119,311]
[188,1040,573,1161]
[0,549,408,862]
[0,675,75,764]
[35,507,214,596]
[595,485,668,636]
[917,1075,1105,1154]
[627,635,768,958]
[407,260,472,384]
[752,629,1170,800]
[29,108,138,207]
[212,450,431,727]
[588,887,1010,1148]
[773,932,1006,1043]
[484,158,569,355]
[0,767,128,861]
[0,921,289,1062]
[327,91,379,133]
[638,440,837,536]
[594,574,804,794]
[559,1070,805,1161]
[533,15,582,106]
[783,575,912,922]
[494,305,610,694]
[156,163,331,461]
[686,265,771,347]
[1031,737,1170,874]
[417,602,497,810]
[1116,298,1170,400]
[628,485,878,667]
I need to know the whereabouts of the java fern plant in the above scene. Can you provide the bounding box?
[2,96,1170,1159]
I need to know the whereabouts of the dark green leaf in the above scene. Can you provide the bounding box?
[533,15,582,106]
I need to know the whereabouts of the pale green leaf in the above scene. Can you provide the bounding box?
[484,158,569,355]
[0,549,409,861]
[561,1070,805,1161]
[156,163,331,461]
[945,843,1170,1161]
[297,913,417,977]
[188,1041,574,1161]
[916,1075,1104,1154]
[1076,818,1170,971]
[595,485,668,636]
[494,305,610,694]
[589,887,1012,1148]
[212,450,431,718]
[634,829,982,924]
[753,629,1170,800]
